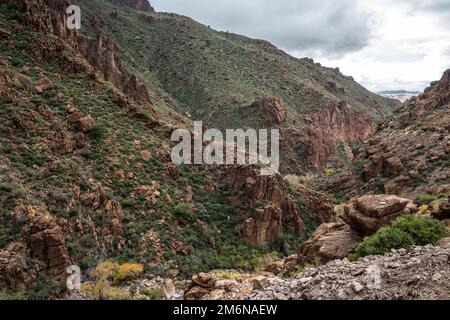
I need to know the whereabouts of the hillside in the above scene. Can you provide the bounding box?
[0,0,337,298]
[75,0,399,172]
[317,69,450,202]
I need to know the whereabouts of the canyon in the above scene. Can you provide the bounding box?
[0,0,448,300]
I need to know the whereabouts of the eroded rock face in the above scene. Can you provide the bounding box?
[76,33,150,104]
[12,205,70,277]
[0,205,71,291]
[293,100,375,170]
[227,166,331,246]
[248,97,287,125]
[11,0,151,105]
[240,205,283,246]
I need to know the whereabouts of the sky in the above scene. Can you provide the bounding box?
[151,0,450,92]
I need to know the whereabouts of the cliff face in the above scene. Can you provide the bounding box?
[299,100,374,170]
[320,69,450,199]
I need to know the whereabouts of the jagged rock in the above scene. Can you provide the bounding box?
[2,205,70,290]
[228,166,313,245]
[248,97,287,125]
[240,204,283,246]
[298,221,362,264]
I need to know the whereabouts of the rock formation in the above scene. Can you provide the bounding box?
[11,0,151,105]
[185,242,450,300]
[226,166,334,246]
[296,195,414,264]
[246,97,287,126]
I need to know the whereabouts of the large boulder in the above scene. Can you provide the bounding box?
[343,195,414,235]
[297,221,362,264]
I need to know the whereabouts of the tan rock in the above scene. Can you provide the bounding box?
[298,221,362,264]
[140,150,152,161]
[35,76,53,93]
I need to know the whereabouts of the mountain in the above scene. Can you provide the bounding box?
[0,0,446,301]
[75,0,399,172]
[378,90,421,103]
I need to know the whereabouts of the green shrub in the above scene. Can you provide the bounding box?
[172,203,194,221]
[141,288,165,300]
[390,214,448,246]
[88,124,107,142]
[0,291,27,300]
[28,277,66,300]
[351,215,448,260]
[414,194,437,205]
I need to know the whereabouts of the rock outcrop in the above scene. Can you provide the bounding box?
[11,0,151,105]
[342,195,414,235]
[297,221,362,264]
[297,195,414,264]
[0,205,70,292]
[247,97,287,126]
[285,100,376,171]
[226,166,333,246]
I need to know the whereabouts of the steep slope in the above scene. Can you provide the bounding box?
[75,0,399,172]
[317,69,450,200]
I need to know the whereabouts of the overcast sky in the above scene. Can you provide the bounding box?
[151,0,450,92]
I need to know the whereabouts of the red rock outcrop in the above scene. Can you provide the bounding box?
[0,204,71,291]
[287,100,375,171]
[342,195,414,235]
[297,221,362,264]
[227,166,333,246]
[10,0,151,105]
[247,97,287,126]
[322,69,450,198]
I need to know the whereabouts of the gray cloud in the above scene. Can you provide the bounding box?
[152,0,373,57]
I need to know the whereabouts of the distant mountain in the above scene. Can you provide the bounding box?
[378,90,421,103]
